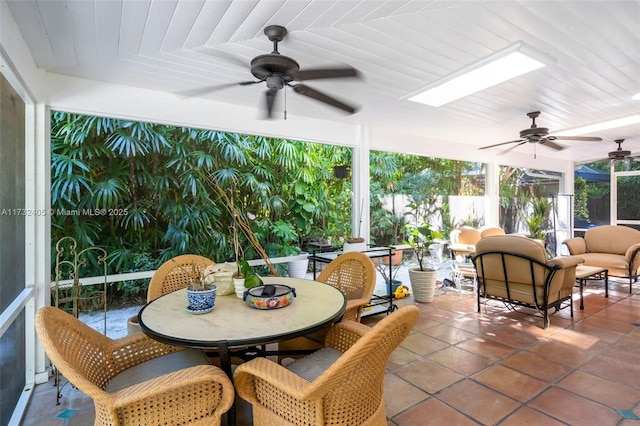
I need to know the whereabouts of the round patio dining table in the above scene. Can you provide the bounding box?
[138,276,347,426]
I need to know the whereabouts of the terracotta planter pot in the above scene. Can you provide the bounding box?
[381,249,403,266]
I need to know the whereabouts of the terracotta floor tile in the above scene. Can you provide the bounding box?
[580,315,636,333]
[412,316,444,332]
[436,379,520,425]
[580,356,640,389]
[499,406,565,426]
[599,345,640,369]
[417,307,464,323]
[568,321,624,344]
[383,373,429,418]
[549,328,608,351]
[23,285,640,426]
[529,387,621,425]
[527,341,593,368]
[447,315,505,334]
[387,345,422,370]
[611,334,640,353]
[501,352,572,382]
[592,304,640,323]
[473,365,548,402]
[482,324,540,349]
[428,346,493,376]
[557,370,640,410]
[392,398,478,426]
[456,335,517,360]
[395,358,464,394]
[420,323,475,344]
[399,331,450,356]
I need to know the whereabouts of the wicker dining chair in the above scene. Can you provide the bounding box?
[128,254,215,334]
[234,305,419,425]
[36,306,234,426]
[278,251,377,361]
[146,254,215,302]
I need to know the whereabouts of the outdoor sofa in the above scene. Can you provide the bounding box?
[563,225,640,293]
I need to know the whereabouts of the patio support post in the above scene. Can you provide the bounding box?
[352,125,371,243]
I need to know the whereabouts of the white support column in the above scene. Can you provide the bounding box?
[485,160,500,226]
[351,125,371,243]
[26,102,50,384]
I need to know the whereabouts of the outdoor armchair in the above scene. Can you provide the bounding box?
[278,251,376,361]
[128,254,216,334]
[234,305,419,426]
[36,306,234,426]
[472,235,584,328]
[449,226,482,260]
[479,226,506,238]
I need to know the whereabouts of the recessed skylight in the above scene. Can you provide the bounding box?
[557,114,640,135]
[405,43,547,107]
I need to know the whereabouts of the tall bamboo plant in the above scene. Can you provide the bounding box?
[50,111,353,301]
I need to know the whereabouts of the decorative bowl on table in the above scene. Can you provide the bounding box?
[243,284,296,309]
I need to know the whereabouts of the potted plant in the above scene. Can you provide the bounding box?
[183,263,218,313]
[374,251,404,294]
[268,220,308,278]
[405,222,443,303]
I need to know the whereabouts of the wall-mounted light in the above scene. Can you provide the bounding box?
[333,165,350,179]
[404,42,550,107]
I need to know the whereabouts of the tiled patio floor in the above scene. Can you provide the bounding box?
[22,277,640,425]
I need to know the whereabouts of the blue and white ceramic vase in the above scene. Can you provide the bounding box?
[186,285,217,313]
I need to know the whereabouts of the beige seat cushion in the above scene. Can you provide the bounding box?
[105,349,210,392]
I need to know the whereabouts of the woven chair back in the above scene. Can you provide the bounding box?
[36,307,114,391]
[317,251,376,302]
[147,254,215,302]
[320,305,419,424]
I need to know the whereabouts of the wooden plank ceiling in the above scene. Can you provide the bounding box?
[6,0,640,163]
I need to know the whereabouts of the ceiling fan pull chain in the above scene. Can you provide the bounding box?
[284,86,287,120]
[534,143,537,159]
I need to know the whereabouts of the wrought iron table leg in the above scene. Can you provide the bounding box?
[218,344,236,426]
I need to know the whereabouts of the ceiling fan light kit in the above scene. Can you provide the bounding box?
[406,42,549,107]
[188,25,360,119]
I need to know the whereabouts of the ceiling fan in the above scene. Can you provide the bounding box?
[184,25,361,118]
[479,111,603,155]
[608,139,640,161]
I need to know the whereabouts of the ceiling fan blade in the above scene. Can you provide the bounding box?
[292,84,357,114]
[478,139,524,150]
[539,140,565,151]
[502,141,528,153]
[176,81,260,97]
[549,135,603,141]
[292,67,360,81]
[265,89,278,118]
